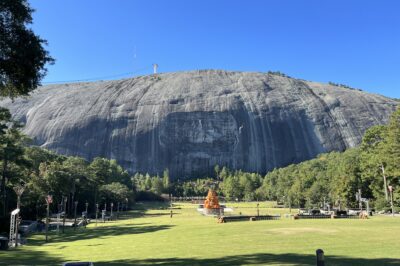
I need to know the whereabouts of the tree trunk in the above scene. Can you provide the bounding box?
[71,192,75,216]
[381,163,389,201]
[1,159,8,217]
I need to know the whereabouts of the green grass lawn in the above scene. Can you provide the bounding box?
[1,202,400,266]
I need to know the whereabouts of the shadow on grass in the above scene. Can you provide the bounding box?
[28,223,173,246]
[0,223,174,265]
[23,201,175,246]
[0,249,64,266]
[1,250,399,266]
[143,212,180,217]
[96,253,400,266]
[115,201,172,220]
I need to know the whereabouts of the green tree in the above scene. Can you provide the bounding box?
[383,108,400,206]
[360,125,389,204]
[62,157,90,215]
[214,164,220,180]
[37,161,73,206]
[0,0,54,98]
[385,108,400,178]
[99,182,131,204]
[144,173,152,190]
[219,166,229,181]
[0,113,29,216]
[221,175,241,200]
[151,176,164,195]
[88,157,129,205]
[162,169,170,194]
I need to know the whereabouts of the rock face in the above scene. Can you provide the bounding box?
[1,70,397,178]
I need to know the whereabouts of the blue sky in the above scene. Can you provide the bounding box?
[29,0,400,98]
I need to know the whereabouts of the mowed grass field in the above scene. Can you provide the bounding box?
[1,202,400,266]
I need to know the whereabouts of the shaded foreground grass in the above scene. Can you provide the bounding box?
[0,202,399,266]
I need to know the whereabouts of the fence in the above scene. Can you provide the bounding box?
[219,215,281,223]
[294,214,360,220]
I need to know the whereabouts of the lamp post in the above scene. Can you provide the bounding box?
[62,196,67,233]
[95,203,99,226]
[388,186,394,217]
[110,202,114,219]
[74,201,78,230]
[13,183,25,247]
[102,209,106,223]
[256,203,259,216]
[45,195,53,242]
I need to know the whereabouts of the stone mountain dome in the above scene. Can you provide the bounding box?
[1,70,397,178]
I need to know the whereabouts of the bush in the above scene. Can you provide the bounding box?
[135,191,166,202]
[373,197,391,211]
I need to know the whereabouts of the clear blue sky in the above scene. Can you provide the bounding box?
[29,0,400,98]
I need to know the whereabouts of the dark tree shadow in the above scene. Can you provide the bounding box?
[117,201,172,219]
[0,249,63,266]
[24,201,175,246]
[143,212,180,217]
[27,223,174,246]
[95,253,400,266]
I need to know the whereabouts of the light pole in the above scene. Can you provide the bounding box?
[388,185,395,217]
[356,189,363,211]
[256,203,259,216]
[74,201,78,230]
[45,195,53,242]
[62,196,67,233]
[110,202,114,219]
[13,183,25,247]
[102,209,106,223]
[95,203,99,226]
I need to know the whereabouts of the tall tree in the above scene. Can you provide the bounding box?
[0,0,54,98]
[0,111,29,216]
[385,108,400,178]
[360,125,389,203]
[162,168,170,195]
[99,182,131,205]
[384,108,400,206]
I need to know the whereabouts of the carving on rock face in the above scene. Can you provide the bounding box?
[159,111,239,153]
[158,111,240,177]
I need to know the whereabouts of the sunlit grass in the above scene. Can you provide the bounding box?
[1,202,399,266]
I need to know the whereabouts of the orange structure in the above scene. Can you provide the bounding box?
[204,189,220,209]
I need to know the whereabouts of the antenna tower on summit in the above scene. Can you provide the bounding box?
[153,64,158,74]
